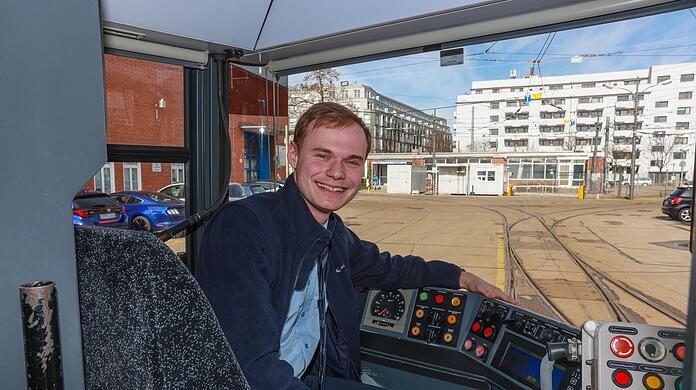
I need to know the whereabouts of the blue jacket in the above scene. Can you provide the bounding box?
[196,175,462,389]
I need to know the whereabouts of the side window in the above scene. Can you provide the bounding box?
[229,184,245,198]
[110,195,128,204]
[126,197,143,204]
[683,188,693,198]
[487,171,496,181]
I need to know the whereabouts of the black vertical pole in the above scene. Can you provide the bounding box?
[19,281,64,389]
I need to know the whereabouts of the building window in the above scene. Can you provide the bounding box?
[653,131,666,138]
[576,137,601,146]
[617,95,630,102]
[674,151,687,160]
[679,91,693,100]
[614,136,640,145]
[681,74,695,82]
[353,90,360,98]
[655,101,668,108]
[579,96,603,103]
[539,138,563,146]
[675,137,688,144]
[677,107,691,115]
[651,145,664,152]
[551,98,566,105]
[474,89,482,94]
[504,139,528,147]
[654,116,667,123]
[540,111,565,119]
[506,101,517,107]
[489,141,497,149]
[615,108,643,116]
[492,88,500,93]
[540,125,565,133]
[123,162,141,191]
[489,129,498,136]
[657,75,671,83]
[504,126,528,134]
[624,80,639,85]
[549,85,563,90]
[650,160,660,167]
[615,122,642,130]
[577,124,601,132]
[577,110,602,118]
[676,122,690,130]
[505,112,529,120]
[93,163,115,193]
[490,115,499,122]
[490,101,499,109]
[171,163,185,183]
[581,82,596,88]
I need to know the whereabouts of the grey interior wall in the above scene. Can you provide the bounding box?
[0,1,106,388]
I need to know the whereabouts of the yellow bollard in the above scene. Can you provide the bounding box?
[578,184,585,200]
[507,184,513,197]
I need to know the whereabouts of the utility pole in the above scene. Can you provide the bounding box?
[629,76,640,200]
[603,116,610,193]
[432,108,438,195]
[591,115,600,193]
[470,106,475,150]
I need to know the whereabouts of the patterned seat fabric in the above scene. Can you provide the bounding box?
[75,226,249,390]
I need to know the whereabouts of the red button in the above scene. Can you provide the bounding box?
[611,369,632,388]
[471,321,482,333]
[464,338,475,351]
[483,326,495,339]
[610,336,635,358]
[434,294,445,305]
[475,344,487,358]
[674,343,685,361]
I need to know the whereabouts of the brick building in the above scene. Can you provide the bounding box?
[82,55,288,193]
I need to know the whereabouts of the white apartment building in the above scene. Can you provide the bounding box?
[290,81,452,153]
[455,62,696,182]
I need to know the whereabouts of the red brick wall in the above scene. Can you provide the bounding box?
[104,54,184,147]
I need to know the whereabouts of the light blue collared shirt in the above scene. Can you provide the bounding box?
[278,221,328,377]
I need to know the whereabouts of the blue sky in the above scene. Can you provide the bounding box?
[289,8,696,128]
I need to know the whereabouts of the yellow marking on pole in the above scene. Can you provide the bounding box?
[496,234,505,290]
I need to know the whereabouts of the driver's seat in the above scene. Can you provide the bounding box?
[75,225,249,389]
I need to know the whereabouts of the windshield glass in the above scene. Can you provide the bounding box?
[288,8,696,328]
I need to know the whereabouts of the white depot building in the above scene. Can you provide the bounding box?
[455,62,696,183]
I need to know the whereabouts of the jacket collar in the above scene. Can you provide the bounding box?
[278,174,335,243]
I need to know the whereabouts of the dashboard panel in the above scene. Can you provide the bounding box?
[359,287,581,390]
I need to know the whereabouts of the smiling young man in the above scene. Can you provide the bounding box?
[196,102,513,389]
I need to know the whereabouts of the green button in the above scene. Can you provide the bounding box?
[675,377,683,390]
[419,292,429,302]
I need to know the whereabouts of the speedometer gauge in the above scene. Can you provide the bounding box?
[370,290,406,321]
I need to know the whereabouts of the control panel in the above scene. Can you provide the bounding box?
[360,287,582,390]
[581,321,685,390]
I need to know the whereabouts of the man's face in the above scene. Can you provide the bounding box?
[288,122,367,223]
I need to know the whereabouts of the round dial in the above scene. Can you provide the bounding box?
[370,290,406,321]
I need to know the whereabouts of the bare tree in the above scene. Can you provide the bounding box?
[562,133,580,152]
[647,134,676,183]
[288,68,355,130]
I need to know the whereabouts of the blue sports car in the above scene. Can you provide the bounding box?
[110,191,185,233]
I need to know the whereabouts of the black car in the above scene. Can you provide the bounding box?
[662,186,692,222]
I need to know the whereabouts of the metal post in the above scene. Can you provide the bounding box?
[629,77,640,200]
[19,281,64,389]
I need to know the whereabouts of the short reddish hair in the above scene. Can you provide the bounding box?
[293,102,371,156]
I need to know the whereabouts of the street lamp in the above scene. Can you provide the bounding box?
[604,78,671,199]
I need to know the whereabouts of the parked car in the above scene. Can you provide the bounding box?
[250,180,284,192]
[662,186,692,222]
[229,182,266,201]
[158,183,185,201]
[110,191,185,233]
[621,177,653,186]
[72,192,129,229]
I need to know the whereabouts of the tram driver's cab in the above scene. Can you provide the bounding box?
[3,1,694,389]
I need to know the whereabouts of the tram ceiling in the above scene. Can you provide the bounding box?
[101,0,690,75]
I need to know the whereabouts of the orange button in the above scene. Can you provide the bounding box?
[674,343,685,361]
[410,326,421,336]
[451,297,462,307]
[443,332,454,343]
[642,373,663,390]
[447,314,458,325]
[415,309,425,319]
